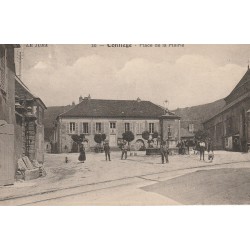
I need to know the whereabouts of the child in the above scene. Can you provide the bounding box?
[208,150,214,162]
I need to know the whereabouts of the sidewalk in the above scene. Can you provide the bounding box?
[0,150,249,203]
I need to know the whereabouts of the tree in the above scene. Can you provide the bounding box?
[122,131,135,145]
[71,134,85,152]
[194,129,209,141]
[94,133,106,144]
[94,133,106,153]
[94,134,102,144]
[142,131,150,141]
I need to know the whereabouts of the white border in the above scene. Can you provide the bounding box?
[1,0,250,250]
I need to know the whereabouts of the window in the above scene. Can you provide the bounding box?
[188,124,194,133]
[0,47,6,93]
[96,123,102,133]
[136,122,144,134]
[82,123,89,134]
[125,123,130,132]
[110,122,116,129]
[70,122,76,133]
[149,123,154,133]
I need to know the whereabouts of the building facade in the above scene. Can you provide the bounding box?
[0,45,18,185]
[53,97,180,152]
[203,68,250,152]
[15,76,47,163]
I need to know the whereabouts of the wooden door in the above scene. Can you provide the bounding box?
[0,122,15,185]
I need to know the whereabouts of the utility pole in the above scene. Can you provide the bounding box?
[16,45,24,79]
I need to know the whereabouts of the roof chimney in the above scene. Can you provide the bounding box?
[79,96,83,103]
[137,97,141,102]
[72,101,75,106]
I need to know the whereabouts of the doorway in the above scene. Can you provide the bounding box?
[109,134,117,147]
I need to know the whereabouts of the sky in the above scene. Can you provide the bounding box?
[18,44,250,110]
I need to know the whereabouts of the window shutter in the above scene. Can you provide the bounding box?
[104,122,109,134]
[155,122,159,133]
[145,121,149,131]
[101,122,104,133]
[75,122,78,134]
[93,122,96,134]
[142,121,146,132]
[79,122,83,134]
[88,123,91,134]
[139,123,142,134]
[66,123,70,134]
[117,122,123,138]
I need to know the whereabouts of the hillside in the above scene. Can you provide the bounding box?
[44,105,73,141]
[44,105,73,129]
[43,99,226,141]
[173,99,226,123]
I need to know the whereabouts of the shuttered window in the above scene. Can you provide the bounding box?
[96,123,101,133]
[69,122,76,134]
[125,123,130,132]
[149,123,154,133]
[82,123,89,134]
[188,124,194,133]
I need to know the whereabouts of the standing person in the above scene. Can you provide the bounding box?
[104,141,111,161]
[160,141,169,164]
[199,140,206,161]
[78,142,86,163]
[186,140,190,155]
[181,140,185,155]
[176,141,181,154]
[121,141,128,160]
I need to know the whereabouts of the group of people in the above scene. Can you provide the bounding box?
[194,138,214,162]
[176,140,192,155]
[176,138,214,162]
[77,139,170,164]
[78,140,111,163]
[77,137,214,164]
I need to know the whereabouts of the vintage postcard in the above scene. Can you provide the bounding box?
[0,44,250,205]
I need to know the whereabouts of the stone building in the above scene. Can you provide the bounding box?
[15,75,47,163]
[53,96,181,153]
[203,68,250,152]
[0,44,47,185]
[0,44,19,185]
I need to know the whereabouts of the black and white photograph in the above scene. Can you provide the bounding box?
[1,44,250,205]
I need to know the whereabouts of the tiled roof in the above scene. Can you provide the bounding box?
[225,68,250,101]
[204,90,250,124]
[15,75,47,109]
[60,98,166,119]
